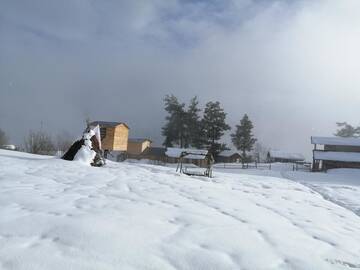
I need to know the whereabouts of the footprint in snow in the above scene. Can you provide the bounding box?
[326,259,360,269]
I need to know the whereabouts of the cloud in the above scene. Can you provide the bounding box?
[0,0,359,158]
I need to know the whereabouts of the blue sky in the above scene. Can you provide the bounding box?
[1,0,360,158]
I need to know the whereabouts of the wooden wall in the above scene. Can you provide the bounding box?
[127,141,151,155]
[112,124,129,151]
[324,145,360,152]
[323,160,360,170]
[100,124,129,151]
[101,127,115,150]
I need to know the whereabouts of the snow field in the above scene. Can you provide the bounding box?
[0,150,360,269]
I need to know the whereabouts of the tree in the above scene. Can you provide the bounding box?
[231,114,257,163]
[252,142,269,163]
[24,130,55,155]
[202,101,231,157]
[55,131,73,152]
[0,129,9,146]
[185,96,204,148]
[162,95,187,147]
[334,122,360,137]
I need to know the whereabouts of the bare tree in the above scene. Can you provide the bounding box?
[252,142,269,163]
[24,130,55,155]
[0,128,9,146]
[55,131,74,152]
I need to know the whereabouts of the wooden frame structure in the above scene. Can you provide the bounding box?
[166,148,214,178]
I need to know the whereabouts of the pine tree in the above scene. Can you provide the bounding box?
[185,96,204,148]
[231,114,257,163]
[334,122,360,137]
[162,95,187,147]
[202,101,230,157]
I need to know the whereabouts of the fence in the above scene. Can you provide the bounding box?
[214,162,312,172]
[213,162,271,170]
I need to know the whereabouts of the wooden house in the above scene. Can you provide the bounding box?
[127,138,152,156]
[139,147,167,164]
[217,150,241,163]
[89,121,129,151]
[311,136,360,171]
[267,150,305,163]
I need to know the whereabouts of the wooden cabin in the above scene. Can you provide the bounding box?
[89,121,129,151]
[311,136,360,171]
[139,147,167,164]
[217,150,241,163]
[267,150,305,163]
[127,138,152,156]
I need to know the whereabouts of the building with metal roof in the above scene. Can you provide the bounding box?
[311,136,360,171]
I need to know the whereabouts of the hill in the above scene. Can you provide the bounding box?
[0,150,360,269]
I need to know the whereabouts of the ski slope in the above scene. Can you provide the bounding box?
[1,150,360,270]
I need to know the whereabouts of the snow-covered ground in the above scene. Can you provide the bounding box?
[215,163,360,218]
[284,169,360,217]
[1,150,360,269]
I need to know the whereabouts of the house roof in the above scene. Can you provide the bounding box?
[218,150,241,157]
[142,147,166,157]
[314,150,360,163]
[311,136,360,146]
[90,121,129,129]
[128,138,152,143]
[166,147,208,160]
[269,150,305,161]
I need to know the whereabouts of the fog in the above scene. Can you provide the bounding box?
[1,0,360,159]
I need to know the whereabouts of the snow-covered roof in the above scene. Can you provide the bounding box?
[269,150,305,161]
[311,136,360,146]
[313,150,360,163]
[166,148,208,160]
[218,150,241,157]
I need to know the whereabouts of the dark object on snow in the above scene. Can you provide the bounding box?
[62,139,84,161]
[91,153,105,167]
[89,134,105,166]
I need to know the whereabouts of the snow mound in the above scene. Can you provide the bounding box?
[73,130,96,165]
[1,149,360,270]
[73,145,96,164]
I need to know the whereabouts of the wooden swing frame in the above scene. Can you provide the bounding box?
[176,151,214,178]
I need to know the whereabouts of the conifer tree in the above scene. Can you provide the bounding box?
[231,114,257,163]
[202,101,230,157]
[185,96,204,148]
[334,122,360,137]
[162,95,187,147]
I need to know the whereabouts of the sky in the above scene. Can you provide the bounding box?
[1,0,360,159]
